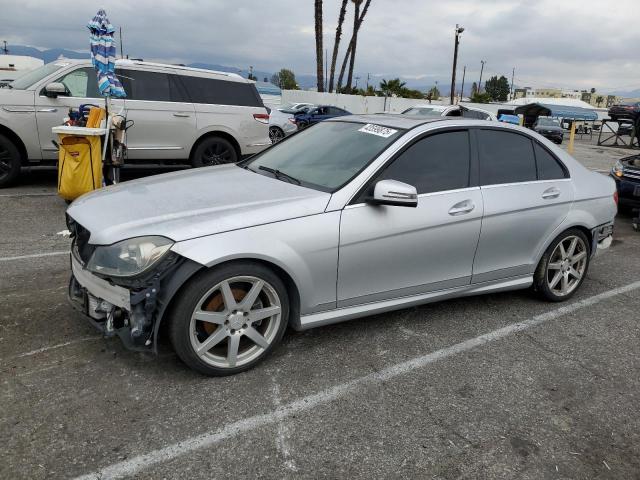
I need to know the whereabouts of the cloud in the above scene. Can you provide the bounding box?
[2,0,639,91]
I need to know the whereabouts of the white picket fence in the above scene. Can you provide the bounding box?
[279,89,446,114]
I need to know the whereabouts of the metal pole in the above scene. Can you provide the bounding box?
[478,60,486,92]
[510,67,515,100]
[119,27,124,59]
[325,49,328,92]
[450,25,461,105]
[460,65,466,102]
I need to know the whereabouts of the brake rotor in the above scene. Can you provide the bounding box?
[201,287,248,335]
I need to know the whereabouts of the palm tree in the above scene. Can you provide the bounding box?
[345,0,362,91]
[328,0,349,93]
[336,0,372,91]
[314,0,324,92]
[380,78,406,96]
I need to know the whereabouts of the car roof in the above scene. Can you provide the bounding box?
[406,104,449,112]
[330,113,451,130]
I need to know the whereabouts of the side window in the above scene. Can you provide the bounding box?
[478,129,537,185]
[329,107,343,115]
[534,142,568,180]
[56,68,100,98]
[445,109,461,117]
[179,75,263,107]
[117,70,186,102]
[374,130,470,195]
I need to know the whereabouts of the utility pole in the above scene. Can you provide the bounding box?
[460,65,466,102]
[1,41,8,55]
[366,73,370,90]
[450,24,464,105]
[325,49,328,92]
[355,76,361,89]
[119,27,124,59]
[478,60,486,93]
[510,67,515,100]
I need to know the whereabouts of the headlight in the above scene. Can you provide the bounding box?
[612,160,624,178]
[86,236,174,277]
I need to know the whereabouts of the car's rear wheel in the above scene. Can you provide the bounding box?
[191,136,238,167]
[533,229,590,302]
[269,126,285,144]
[169,262,289,376]
[0,134,21,188]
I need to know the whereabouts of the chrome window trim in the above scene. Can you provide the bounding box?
[480,178,572,189]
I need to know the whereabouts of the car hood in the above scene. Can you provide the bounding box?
[67,165,331,245]
[0,87,34,106]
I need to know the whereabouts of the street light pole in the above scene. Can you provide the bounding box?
[450,24,464,105]
[478,60,486,93]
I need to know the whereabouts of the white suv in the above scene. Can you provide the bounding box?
[0,59,270,187]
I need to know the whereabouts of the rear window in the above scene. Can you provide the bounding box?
[534,143,568,180]
[478,129,537,185]
[179,75,263,107]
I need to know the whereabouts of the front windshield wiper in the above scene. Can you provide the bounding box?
[258,165,301,185]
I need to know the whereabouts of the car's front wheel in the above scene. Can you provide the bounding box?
[169,262,289,376]
[0,134,21,188]
[191,136,238,167]
[534,229,590,302]
[269,126,285,144]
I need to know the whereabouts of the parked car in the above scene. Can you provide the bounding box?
[402,104,497,121]
[67,115,616,376]
[265,106,297,143]
[278,102,314,114]
[611,154,640,209]
[533,117,564,144]
[294,105,350,128]
[0,59,270,187]
[608,102,640,123]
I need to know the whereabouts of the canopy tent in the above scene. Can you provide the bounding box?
[514,103,598,122]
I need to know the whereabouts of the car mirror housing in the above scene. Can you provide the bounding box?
[369,179,418,207]
[43,82,68,98]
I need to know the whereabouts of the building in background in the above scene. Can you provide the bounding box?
[514,87,582,100]
[580,91,620,108]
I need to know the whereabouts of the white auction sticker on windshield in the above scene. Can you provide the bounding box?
[358,124,398,138]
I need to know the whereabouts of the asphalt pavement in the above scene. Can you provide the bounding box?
[1,140,639,479]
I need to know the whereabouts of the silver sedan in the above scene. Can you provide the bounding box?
[67,115,617,375]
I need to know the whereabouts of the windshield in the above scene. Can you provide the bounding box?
[244,121,404,192]
[9,62,69,90]
[402,107,443,117]
[537,118,560,127]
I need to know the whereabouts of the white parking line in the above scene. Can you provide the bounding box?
[14,337,101,359]
[72,279,640,480]
[0,251,68,262]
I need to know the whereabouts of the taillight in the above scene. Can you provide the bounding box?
[253,113,269,124]
[613,191,619,206]
[288,118,297,124]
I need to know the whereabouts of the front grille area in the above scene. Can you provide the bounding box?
[68,217,96,265]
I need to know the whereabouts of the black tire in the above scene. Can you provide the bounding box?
[0,134,21,188]
[533,228,591,302]
[269,126,285,144]
[169,262,289,376]
[191,136,238,168]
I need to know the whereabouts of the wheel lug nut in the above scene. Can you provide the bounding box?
[242,324,247,329]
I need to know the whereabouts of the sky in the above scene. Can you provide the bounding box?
[1,0,640,93]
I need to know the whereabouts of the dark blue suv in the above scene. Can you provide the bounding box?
[611,154,640,209]
[294,105,351,128]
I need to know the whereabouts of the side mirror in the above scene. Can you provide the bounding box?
[43,82,68,98]
[369,179,418,207]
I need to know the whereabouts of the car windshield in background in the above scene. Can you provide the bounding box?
[245,121,404,192]
[538,118,560,127]
[9,62,69,90]
[402,107,443,117]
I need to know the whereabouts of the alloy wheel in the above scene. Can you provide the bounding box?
[269,127,285,144]
[201,141,233,165]
[546,235,588,297]
[189,276,282,369]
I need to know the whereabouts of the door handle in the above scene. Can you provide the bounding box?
[448,200,475,216]
[173,112,191,118]
[542,187,561,199]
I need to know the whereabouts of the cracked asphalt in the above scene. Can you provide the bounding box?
[1,139,639,479]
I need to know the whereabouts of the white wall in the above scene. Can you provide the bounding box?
[281,89,446,114]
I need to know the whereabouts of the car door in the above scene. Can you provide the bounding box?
[310,107,330,125]
[472,128,574,283]
[34,66,119,160]
[337,129,483,307]
[117,68,195,162]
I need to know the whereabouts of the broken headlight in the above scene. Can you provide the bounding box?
[86,236,174,278]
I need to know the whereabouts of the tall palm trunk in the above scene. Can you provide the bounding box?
[328,0,348,93]
[336,0,372,91]
[345,0,361,91]
[314,0,324,92]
